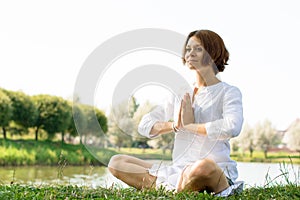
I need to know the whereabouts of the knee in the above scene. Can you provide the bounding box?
[189,158,217,179]
[108,154,126,176]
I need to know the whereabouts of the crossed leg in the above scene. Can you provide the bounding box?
[108,154,157,189]
[109,155,229,194]
[176,158,229,194]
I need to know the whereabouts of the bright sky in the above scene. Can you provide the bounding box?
[1,0,299,130]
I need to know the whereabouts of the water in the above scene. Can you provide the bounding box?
[236,162,300,187]
[0,162,299,188]
[0,165,109,187]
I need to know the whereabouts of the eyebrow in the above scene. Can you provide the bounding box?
[186,44,202,47]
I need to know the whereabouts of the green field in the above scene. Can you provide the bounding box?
[0,183,299,199]
[231,151,300,164]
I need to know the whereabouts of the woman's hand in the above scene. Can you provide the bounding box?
[181,93,194,126]
[175,100,183,129]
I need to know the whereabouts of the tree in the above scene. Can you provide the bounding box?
[128,96,139,118]
[132,101,153,137]
[33,95,71,141]
[131,101,175,153]
[283,119,300,152]
[232,123,254,157]
[3,90,38,136]
[68,103,87,142]
[59,102,72,143]
[95,108,108,134]
[108,101,134,150]
[75,104,108,146]
[253,120,280,158]
[0,89,13,139]
[131,101,155,151]
[94,107,108,147]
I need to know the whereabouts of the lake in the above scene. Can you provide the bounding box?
[0,162,299,188]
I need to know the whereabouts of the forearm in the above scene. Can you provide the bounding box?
[150,121,174,136]
[183,123,207,135]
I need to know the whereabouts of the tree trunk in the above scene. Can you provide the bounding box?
[264,149,268,159]
[249,146,254,158]
[35,126,40,141]
[2,127,7,140]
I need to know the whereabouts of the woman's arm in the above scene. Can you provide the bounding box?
[149,121,174,136]
[205,87,243,140]
[178,92,208,135]
[180,87,243,139]
[182,123,207,135]
[138,97,175,138]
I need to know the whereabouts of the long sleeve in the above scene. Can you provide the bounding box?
[138,95,175,138]
[138,105,164,138]
[205,86,244,140]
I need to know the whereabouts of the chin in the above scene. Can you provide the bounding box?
[188,65,196,70]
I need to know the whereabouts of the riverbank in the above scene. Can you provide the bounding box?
[231,151,300,164]
[0,183,299,199]
[0,139,299,166]
[0,139,116,166]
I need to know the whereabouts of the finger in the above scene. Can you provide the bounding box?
[177,100,183,126]
[184,94,192,112]
[185,93,191,107]
[184,93,189,102]
[181,97,186,110]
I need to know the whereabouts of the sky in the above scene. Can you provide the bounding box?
[1,0,300,130]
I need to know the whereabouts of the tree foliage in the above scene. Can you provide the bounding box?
[283,119,300,151]
[232,120,282,158]
[32,95,72,141]
[253,120,280,158]
[0,88,108,144]
[108,101,134,149]
[71,104,108,146]
[68,103,87,138]
[233,123,254,155]
[0,89,13,139]
[4,90,38,130]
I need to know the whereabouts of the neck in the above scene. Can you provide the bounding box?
[194,70,220,89]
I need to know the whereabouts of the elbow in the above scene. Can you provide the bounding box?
[223,117,243,138]
[138,122,149,138]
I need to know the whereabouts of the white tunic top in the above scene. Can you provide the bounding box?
[138,82,244,195]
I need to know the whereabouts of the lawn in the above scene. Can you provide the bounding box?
[0,183,299,199]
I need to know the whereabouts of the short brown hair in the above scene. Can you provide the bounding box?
[182,30,229,72]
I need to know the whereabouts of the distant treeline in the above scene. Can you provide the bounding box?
[0,88,107,143]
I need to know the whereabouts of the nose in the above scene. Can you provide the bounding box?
[187,49,196,58]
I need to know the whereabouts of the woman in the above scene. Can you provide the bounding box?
[108,29,244,196]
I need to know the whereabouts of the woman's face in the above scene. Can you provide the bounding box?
[184,36,206,71]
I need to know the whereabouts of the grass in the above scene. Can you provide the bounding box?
[0,139,117,166]
[113,147,172,160]
[230,151,300,164]
[114,147,300,164]
[0,183,299,199]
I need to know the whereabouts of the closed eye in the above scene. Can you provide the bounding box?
[185,47,202,52]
